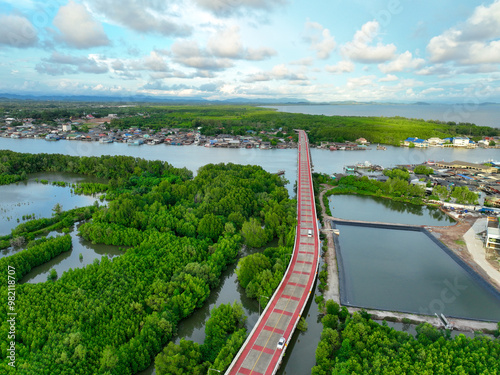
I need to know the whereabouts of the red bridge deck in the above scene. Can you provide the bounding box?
[225,130,320,375]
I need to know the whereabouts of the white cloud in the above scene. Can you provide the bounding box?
[142,51,170,72]
[325,60,354,74]
[304,21,336,59]
[0,14,38,48]
[54,1,110,49]
[427,0,500,65]
[172,40,233,71]
[378,51,425,73]
[290,57,314,66]
[342,21,396,63]
[208,26,243,58]
[416,64,451,76]
[85,0,192,37]
[346,75,376,89]
[243,64,308,82]
[36,52,109,75]
[193,0,286,16]
[420,87,444,95]
[378,74,398,82]
[207,26,276,60]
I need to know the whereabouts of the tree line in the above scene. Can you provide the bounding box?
[313,300,500,374]
[155,302,247,374]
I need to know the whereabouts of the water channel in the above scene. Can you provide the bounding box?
[0,172,100,237]
[18,223,123,284]
[329,194,455,226]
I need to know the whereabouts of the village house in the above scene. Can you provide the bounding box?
[403,137,429,148]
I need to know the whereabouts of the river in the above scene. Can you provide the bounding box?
[0,138,499,196]
[266,103,500,129]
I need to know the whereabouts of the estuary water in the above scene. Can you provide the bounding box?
[267,103,500,128]
[0,138,499,196]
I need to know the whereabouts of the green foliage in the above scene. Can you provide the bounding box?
[155,340,208,375]
[197,213,224,241]
[297,317,308,332]
[201,302,247,362]
[313,302,500,374]
[236,246,293,301]
[413,165,434,175]
[0,161,289,374]
[47,268,58,281]
[0,206,96,250]
[432,184,479,204]
[155,302,247,374]
[383,167,410,180]
[0,235,71,281]
[236,253,272,289]
[329,174,426,205]
[0,150,193,186]
[73,182,109,195]
[241,218,269,248]
[451,185,479,205]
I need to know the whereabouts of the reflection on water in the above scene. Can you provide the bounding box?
[20,223,123,284]
[337,224,500,321]
[0,173,99,236]
[330,194,455,226]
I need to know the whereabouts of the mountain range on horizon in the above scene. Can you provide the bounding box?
[0,93,499,106]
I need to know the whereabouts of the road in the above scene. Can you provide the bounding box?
[225,130,320,375]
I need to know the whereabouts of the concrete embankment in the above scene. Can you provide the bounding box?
[318,185,340,304]
[346,307,498,333]
[318,188,499,333]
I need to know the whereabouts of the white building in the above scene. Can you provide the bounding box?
[486,217,500,250]
[62,124,72,132]
[427,137,444,146]
[453,137,470,147]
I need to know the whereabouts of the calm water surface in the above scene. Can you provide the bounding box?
[267,103,500,128]
[20,223,123,284]
[0,172,99,236]
[1,138,499,193]
[329,194,455,226]
[336,224,500,321]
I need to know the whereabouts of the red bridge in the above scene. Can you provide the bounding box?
[225,130,320,375]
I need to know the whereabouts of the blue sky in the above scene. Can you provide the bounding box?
[1,0,500,102]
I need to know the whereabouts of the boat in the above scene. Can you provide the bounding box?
[127,139,144,146]
[376,144,386,150]
[99,138,113,143]
[45,134,59,141]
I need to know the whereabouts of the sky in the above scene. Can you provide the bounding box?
[1,0,500,102]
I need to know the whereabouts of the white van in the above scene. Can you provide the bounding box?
[307,229,313,237]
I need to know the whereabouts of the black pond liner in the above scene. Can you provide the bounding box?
[331,219,500,322]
